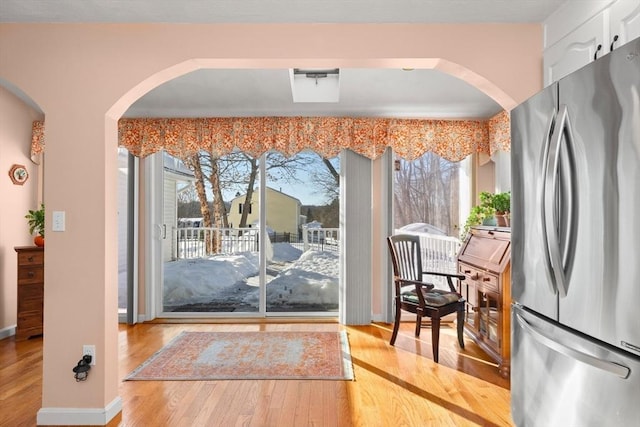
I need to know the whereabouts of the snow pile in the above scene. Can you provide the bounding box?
[262,250,339,306]
[272,242,303,262]
[398,222,446,235]
[163,252,259,304]
[162,243,338,308]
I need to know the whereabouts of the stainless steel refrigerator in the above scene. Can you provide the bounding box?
[510,36,640,426]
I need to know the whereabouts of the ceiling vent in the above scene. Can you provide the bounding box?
[289,68,340,103]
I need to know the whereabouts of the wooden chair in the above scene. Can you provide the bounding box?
[387,234,466,363]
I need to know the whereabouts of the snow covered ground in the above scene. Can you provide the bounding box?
[119,242,339,312]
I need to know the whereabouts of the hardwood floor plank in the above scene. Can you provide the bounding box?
[275,380,302,426]
[307,381,326,427]
[292,381,311,426]
[190,382,230,426]
[0,321,513,426]
[247,381,276,427]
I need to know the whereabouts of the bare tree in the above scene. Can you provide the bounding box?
[312,155,340,203]
[239,156,258,227]
[182,153,216,253]
[220,151,316,227]
[181,150,336,237]
[393,153,459,236]
[183,153,212,228]
[198,153,229,228]
[177,183,198,206]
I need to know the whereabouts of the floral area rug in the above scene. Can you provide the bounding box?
[125,331,354,381]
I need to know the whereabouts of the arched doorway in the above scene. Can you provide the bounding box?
[108,61,515,324]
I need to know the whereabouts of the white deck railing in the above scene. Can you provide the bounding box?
[173,226,340,259]
[393,229,462,287]
[174,226,458,273]
[301,226,339,253]
[174,227,259,259]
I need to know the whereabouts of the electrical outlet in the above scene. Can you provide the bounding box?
[83,345,96,366]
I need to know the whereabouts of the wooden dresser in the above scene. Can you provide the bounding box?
[14,246,44,340]
[457,227,511,377]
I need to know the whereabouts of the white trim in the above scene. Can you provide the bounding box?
[259,157,267,314]
[145,153,163,322]
[377,149,393,324]
[118,313,153,323]
[136,314,151,322]
[371,314,386,322]
[459,155,473,237]
[37,397,122,426]
[131,154,139,324]
[493,150,511,193]
[0,325,16,340]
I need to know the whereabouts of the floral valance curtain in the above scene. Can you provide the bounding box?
[31,110,509,162]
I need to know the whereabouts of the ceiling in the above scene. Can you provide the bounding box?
[0,0,567,119]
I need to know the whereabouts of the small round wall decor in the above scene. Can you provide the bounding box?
[9,164,29,185]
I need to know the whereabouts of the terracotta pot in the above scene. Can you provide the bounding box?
[33,235,45,247]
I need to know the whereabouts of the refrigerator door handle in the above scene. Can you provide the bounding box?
[539,108,560,295]
[516,313,631,379]
[543,105,577,297]
[557,106,578,285]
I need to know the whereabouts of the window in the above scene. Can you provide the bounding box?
[394,152,460,236]
[238,202,252,214]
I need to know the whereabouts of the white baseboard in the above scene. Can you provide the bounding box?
[0,325,16,340]
[371,314,386,322]
[37,396,122,426]
[118,313,150,324]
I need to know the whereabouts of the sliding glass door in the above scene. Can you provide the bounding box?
[161,151,260,314]
[264,150,340,315]
[156,149,340,317]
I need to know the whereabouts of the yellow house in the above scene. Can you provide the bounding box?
[227,187,302,238]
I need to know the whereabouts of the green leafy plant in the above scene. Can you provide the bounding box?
[461,191,512,238]
[461,194,496,239]
[25,203,45,237]
[479,191,495,210]
[493,191,511,214]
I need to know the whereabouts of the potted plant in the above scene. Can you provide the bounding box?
[461,191,514,239]
[479,191,496,223]
[492,191,511,227]
[25,203,45,247]
[461,193,496,239]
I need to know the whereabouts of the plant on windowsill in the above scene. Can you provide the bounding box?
[492,191,511,227]
[25,203,45,247]
[461,201,495,240]
[461,191,513,239]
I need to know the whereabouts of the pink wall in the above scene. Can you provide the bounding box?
[0,86,43,336]
[0,23,542,423]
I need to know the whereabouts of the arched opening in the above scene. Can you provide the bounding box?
[106,59,515,324]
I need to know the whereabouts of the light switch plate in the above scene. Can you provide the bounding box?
[52,211,65,232]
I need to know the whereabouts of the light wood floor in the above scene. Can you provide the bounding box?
[0,320,513,426]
